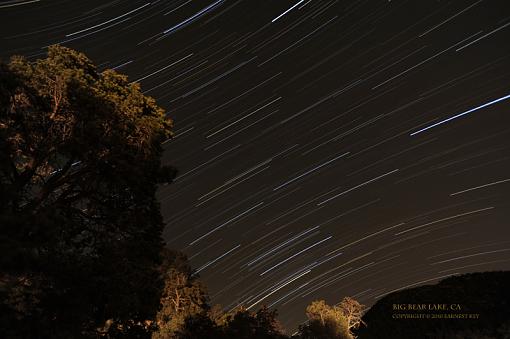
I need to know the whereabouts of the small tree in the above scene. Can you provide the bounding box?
[337,297,365,336]
[175,313,221,339]
[222,305,287,339]
[152,250,210,338]
[299,299,357,339]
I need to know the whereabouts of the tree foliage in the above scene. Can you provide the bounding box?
[338,297,365,334]
[297,299,364,339]
[152,249,210,338]
[0,45,175,338]
[221,306,287,339]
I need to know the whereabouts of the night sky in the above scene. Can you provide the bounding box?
[2,0,510,330]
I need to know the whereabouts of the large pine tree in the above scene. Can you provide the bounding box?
[0,45,175,338]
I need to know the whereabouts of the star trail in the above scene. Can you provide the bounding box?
[2,0,509,330]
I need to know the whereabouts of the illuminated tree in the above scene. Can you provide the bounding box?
[152,250,209,338]
[298,299,353,339]
[337,297,365,336]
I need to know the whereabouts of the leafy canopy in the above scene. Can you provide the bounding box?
[0,45,174,337]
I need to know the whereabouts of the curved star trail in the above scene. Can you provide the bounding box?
[2,0,510,330]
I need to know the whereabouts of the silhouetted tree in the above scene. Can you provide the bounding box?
[0,45,175,338]
[175,313,222,339]
[222,306,287,339]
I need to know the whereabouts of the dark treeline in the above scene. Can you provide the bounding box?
[0,46,363,339]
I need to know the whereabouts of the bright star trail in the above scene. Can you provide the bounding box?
[2,0,509,330]
[410,92,510,136]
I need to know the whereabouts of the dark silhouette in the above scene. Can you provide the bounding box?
[221,306,287,339]
[356,271,510,339]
